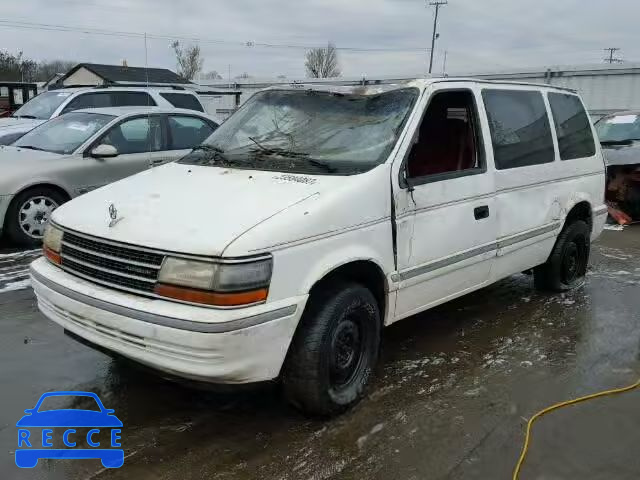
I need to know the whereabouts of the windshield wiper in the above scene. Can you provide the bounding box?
[600,139,640,146]
[192,144,229,162]
[307,159,338,173]
[247,136,271,152]
[246,144,339,173]
[11,115,38,119]
[17,145,45,151]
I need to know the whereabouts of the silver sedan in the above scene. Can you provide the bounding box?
[0,107,218,245]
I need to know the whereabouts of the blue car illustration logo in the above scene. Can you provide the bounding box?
[16,391,123,468]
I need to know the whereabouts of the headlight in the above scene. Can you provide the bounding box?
[156,256,273,307]
[42,224,63,264]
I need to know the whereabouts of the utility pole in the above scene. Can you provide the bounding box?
[603,47,623,64]
[442,50,448,76]
[428,0,447,74]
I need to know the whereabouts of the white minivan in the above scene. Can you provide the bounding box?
[30,79,607,416]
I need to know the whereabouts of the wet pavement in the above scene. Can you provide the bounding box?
[1,229,640,480]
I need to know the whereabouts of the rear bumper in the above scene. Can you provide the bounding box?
[30,258,307,383]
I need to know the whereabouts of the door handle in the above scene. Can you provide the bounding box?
[474,205,490,220]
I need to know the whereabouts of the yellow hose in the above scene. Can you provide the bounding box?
[513,377,640,480]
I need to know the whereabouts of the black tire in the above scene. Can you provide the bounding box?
[4,187,67,246]
[282,282,381,416]
[534,220,590,292]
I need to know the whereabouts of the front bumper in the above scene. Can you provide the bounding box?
[30,258,307,384]
[0,194,13,236]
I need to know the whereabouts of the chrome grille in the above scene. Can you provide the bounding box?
[63,232,164,266]
[60,231,164,295]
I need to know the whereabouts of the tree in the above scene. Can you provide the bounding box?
[305,42,341,78]
[171,41,203,81]
[0,50,37,82]
[202,70,222,80]
[36,60,77,82]
[0,52,77,82]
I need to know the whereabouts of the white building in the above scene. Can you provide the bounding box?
[465,63,640,118]
[199,63,640,119]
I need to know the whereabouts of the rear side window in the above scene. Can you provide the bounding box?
[548,93,595,160]
[168,115,216,150]
[112,92,156,107]
[62,92,112,113]
[482,89,555,169]
[160,93,204,112]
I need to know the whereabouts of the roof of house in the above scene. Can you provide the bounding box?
[43,73,65,86]
[62,63,191,85]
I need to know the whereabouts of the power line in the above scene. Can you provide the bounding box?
[603,47,623,64]
[428,0,448,74]
[0,19,429,53]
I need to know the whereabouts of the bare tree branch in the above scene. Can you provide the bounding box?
[171,41,204,81]
[305,42,341,78]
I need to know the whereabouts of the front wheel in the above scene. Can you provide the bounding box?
[534,220,590,292]
[282,283,381,416]
[4,187,67,246]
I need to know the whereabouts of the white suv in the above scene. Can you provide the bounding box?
[0,86,205,145]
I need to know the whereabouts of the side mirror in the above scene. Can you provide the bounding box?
[90,144,118,158]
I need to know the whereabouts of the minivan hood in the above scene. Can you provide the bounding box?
[52,162,338,256]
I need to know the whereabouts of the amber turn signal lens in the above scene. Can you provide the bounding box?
[154,283,268,306]
[44,246,61,265]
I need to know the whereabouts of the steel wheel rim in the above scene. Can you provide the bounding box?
[18,196,58,239]
[329,315,364,390]
[561,238,586,285]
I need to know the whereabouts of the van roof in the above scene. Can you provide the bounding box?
[265,78,577,95]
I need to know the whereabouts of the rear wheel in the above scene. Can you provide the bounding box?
[534,220,590,292]
[5,187,67,246]
[282,282,381,416]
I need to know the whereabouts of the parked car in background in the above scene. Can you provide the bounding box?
[0,86,206,145]
[0,107,218,245]
[595,111,640,223]
[31,79,606,416]
[0,82,38,118]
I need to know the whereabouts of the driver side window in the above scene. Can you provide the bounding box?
[407,90,483,181]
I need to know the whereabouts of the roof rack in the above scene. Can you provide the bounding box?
[431,77,578,93]
[55,83,187,90]
[94,83,187,90]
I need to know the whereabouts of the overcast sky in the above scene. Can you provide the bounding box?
[2,0,639,79]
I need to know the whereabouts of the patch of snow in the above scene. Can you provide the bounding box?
[464,387,487,397]
[0,249,40,259]
[0,278,31,293]
[603,224,624,231]
[370,423,384,435]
